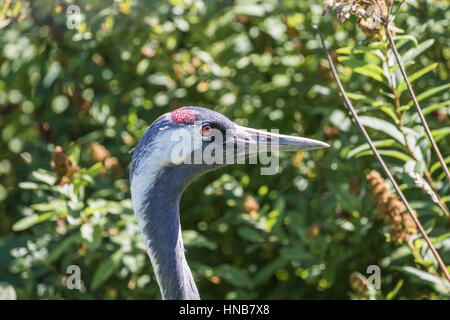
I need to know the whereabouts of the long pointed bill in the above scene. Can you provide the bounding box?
[233,125,329,155]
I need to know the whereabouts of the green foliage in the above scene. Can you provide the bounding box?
[0,0,448,299]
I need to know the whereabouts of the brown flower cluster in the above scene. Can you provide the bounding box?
[243,195,259,218]
[323,126,340,139]
[323,0,370,23]
[322,0,401,36]
[366,170,417,244]
[87,142,122,177]
[349,272,368,296]
[51,146,79,186]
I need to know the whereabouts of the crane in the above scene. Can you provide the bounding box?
[129,106,329,300]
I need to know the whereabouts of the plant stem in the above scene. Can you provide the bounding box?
[385,24,450,182]
[383,46,449,216]
[407,240,441,279]
[314,26,450,282]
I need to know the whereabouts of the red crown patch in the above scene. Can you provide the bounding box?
[171,107,199,125]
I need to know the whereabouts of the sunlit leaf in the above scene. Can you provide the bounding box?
[340,58,387,84]
[12,212,55,231]
[397,63,438,95]
[430,156,450,175]
[431,127,450,143]
[347,139,398,159]
[359,116,405,144]
[401,39,434,62]
[408,83,450,107]
[398,266,450,294]
[356,150,413,162]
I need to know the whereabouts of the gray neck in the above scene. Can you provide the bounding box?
[131,166,200,300]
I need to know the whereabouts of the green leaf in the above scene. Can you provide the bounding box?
[183,230,217,249]
[408,83,450,107]
[91,249,124,290]
[85,162,103,177]
[234,4,265,17]
[431,233,450,246]
[431,127,450,143]
[401,39,434,62]
[392,35,418,47]
[347,139,398,158]
[356,150,413,162]
[345,92,368,101]
[410,100,450,123]
[341,58,387,84]
[0,284,16,300]
[422,100,450,117]
[430,156,450,175]
[336,46,374,55]
[398,266,450,294]
[12,212,55,231]
[31,169,56,185]
[81,223,102,250]
[237,226,261,242]
[253,257,291,286]
[18,182,39,190]
[30,200,66,212]
[358,116,405,144]
[397,63,438,95]
[136,59,149,75]
[380,106,400,124]
[214,264,253,289]
[12,215,38,232]
[48,234,80,262]
[280,247,314,260]
[356,104,399,124]
[386,279,404,300]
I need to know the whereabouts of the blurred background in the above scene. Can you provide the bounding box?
[0,0,449,299]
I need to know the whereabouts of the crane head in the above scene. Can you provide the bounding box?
[130,106,328,193]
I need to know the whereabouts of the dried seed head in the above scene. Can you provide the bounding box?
[366,170,417,244]
[408,172,439,204]
[244,195,260,218]
[322,0,399,37]
[51,146,79,186]
[349,272,368,296]
[88,142,110,162]
[87,142,122,177]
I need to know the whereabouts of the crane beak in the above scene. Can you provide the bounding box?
[233,125,329,155]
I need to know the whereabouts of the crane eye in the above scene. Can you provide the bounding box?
[201,125,213,136]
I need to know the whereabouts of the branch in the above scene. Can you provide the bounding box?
[313,25,450,282]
